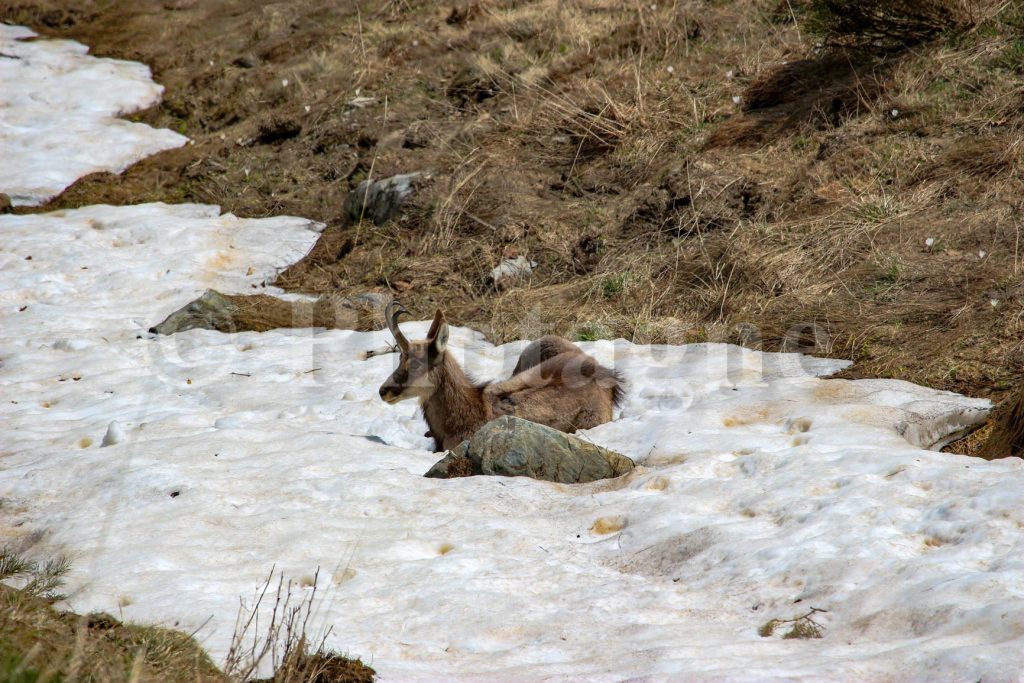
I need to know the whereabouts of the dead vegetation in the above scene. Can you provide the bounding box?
[977,382,1024,459]
[0,549,373,682]
[3,0,1024,431]
[225,568,374,683]
[0,547,223,682]
[807,0,977,50]
[758,606,828,639]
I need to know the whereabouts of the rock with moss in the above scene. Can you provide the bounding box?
[150,289,238,335]
[425,415,634,483]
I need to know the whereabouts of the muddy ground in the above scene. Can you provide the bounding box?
[4,0,1023,416]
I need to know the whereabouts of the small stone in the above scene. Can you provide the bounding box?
[489,256,536,289]
[343,171,430,225]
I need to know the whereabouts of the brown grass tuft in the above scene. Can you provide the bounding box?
[708,53,888,148]
[225,567,373,683]
[0,549,222,682]
[978,383,1024,459]
[808,0,976,51]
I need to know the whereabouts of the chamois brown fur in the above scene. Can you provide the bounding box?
[378,304,623,451]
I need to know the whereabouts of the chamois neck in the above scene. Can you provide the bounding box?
[421,351,487,450]
[433,349,471,388]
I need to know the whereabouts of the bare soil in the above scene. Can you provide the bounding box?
[4,0,1023,421]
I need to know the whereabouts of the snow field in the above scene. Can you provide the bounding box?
[1,23,1023,683]
[2,201,1022,680]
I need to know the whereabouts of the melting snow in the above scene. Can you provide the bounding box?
[0,23,187,206]
[2,202,1022,681]
[1,22,1023,683]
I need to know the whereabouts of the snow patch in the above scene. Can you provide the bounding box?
[1,203,1020,682]
[0,24,187,206]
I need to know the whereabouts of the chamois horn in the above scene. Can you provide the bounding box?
[385,300,411,352]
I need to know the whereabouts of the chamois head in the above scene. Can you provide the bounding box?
[378,302,450,404]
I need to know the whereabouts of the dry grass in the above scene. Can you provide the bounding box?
[0,550,372,683]
[0,548,223,683]
[978,382,1024,459]
[4,0,1024,404]
[225,568,373,683]
[807,0,978,50]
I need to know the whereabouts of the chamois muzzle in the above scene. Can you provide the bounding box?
[378,382,405,404]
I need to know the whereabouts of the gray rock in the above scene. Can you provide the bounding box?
[425,415,634,483]
[343,172,429,225]
[150,290,237,335]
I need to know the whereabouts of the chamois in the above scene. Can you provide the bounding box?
[378,302,623,452]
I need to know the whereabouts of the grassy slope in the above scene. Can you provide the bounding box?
[0,555,376,682]
[5,0,1022,400]
[0,583,223,682]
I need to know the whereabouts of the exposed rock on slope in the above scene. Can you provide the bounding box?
[150,289,390,334]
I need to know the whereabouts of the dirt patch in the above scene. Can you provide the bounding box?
[4,0,1023,405]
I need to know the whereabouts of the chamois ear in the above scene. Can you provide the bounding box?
[428,309,448,353]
